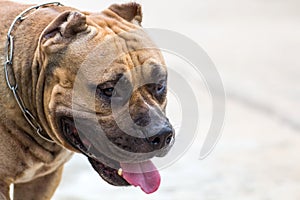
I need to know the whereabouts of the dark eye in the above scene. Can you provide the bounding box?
[101,87,115,98]
[146,83,166,96]
[156,84,166,94]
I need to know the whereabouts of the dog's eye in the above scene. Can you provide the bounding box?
[146,82,167,99]
[156,84,166,94]
[101,87,115,98]
[96,85,115,99]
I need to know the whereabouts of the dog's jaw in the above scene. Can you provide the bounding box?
[59,117,130,186]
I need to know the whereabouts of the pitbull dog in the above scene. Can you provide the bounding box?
[0,1,174,199]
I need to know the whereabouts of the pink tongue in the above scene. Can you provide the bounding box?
[120,160,161,194]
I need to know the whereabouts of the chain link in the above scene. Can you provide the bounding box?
[4,2,63,143]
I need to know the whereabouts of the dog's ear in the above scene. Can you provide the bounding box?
[109,3,142,25]
[41,11,88,52]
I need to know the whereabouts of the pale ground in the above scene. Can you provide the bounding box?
[11,0,300,199]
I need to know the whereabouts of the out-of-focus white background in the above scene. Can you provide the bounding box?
[11,0,300,199]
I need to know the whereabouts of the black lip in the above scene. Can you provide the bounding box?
[59,117,130,186]
[60,117,87,152]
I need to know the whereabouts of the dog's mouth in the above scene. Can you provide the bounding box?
[59,117,161,194]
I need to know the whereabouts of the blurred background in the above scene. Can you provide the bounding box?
[12,0,300,199]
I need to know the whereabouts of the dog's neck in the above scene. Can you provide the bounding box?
[3,5,63,148]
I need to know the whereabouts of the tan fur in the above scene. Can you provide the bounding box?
[0,1,168,199]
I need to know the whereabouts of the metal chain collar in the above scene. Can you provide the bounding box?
[4,2,63,143]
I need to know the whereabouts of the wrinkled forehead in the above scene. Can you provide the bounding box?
[79,29,167,85]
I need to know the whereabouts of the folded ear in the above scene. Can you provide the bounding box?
[109,3,142,25]
[41,11,88,51]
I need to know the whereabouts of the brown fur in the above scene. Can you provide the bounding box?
[0,1,170,199]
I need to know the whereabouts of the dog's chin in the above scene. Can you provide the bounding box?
[59,117,130,186]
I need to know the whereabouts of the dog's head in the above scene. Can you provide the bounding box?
[36,3,174,193]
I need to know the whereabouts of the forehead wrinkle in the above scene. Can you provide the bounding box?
[88,17,167,86]
[89,15,138,39]
[120,49,168,88]
[88,10,139,31]
[100,10,139,33]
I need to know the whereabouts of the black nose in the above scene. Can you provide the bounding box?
[148,127,174,150]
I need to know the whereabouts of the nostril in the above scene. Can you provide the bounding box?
[148,127,174,150]
[166,134,173,145]
[151,137,161,146]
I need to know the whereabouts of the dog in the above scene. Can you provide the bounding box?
[0,1,174,199]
